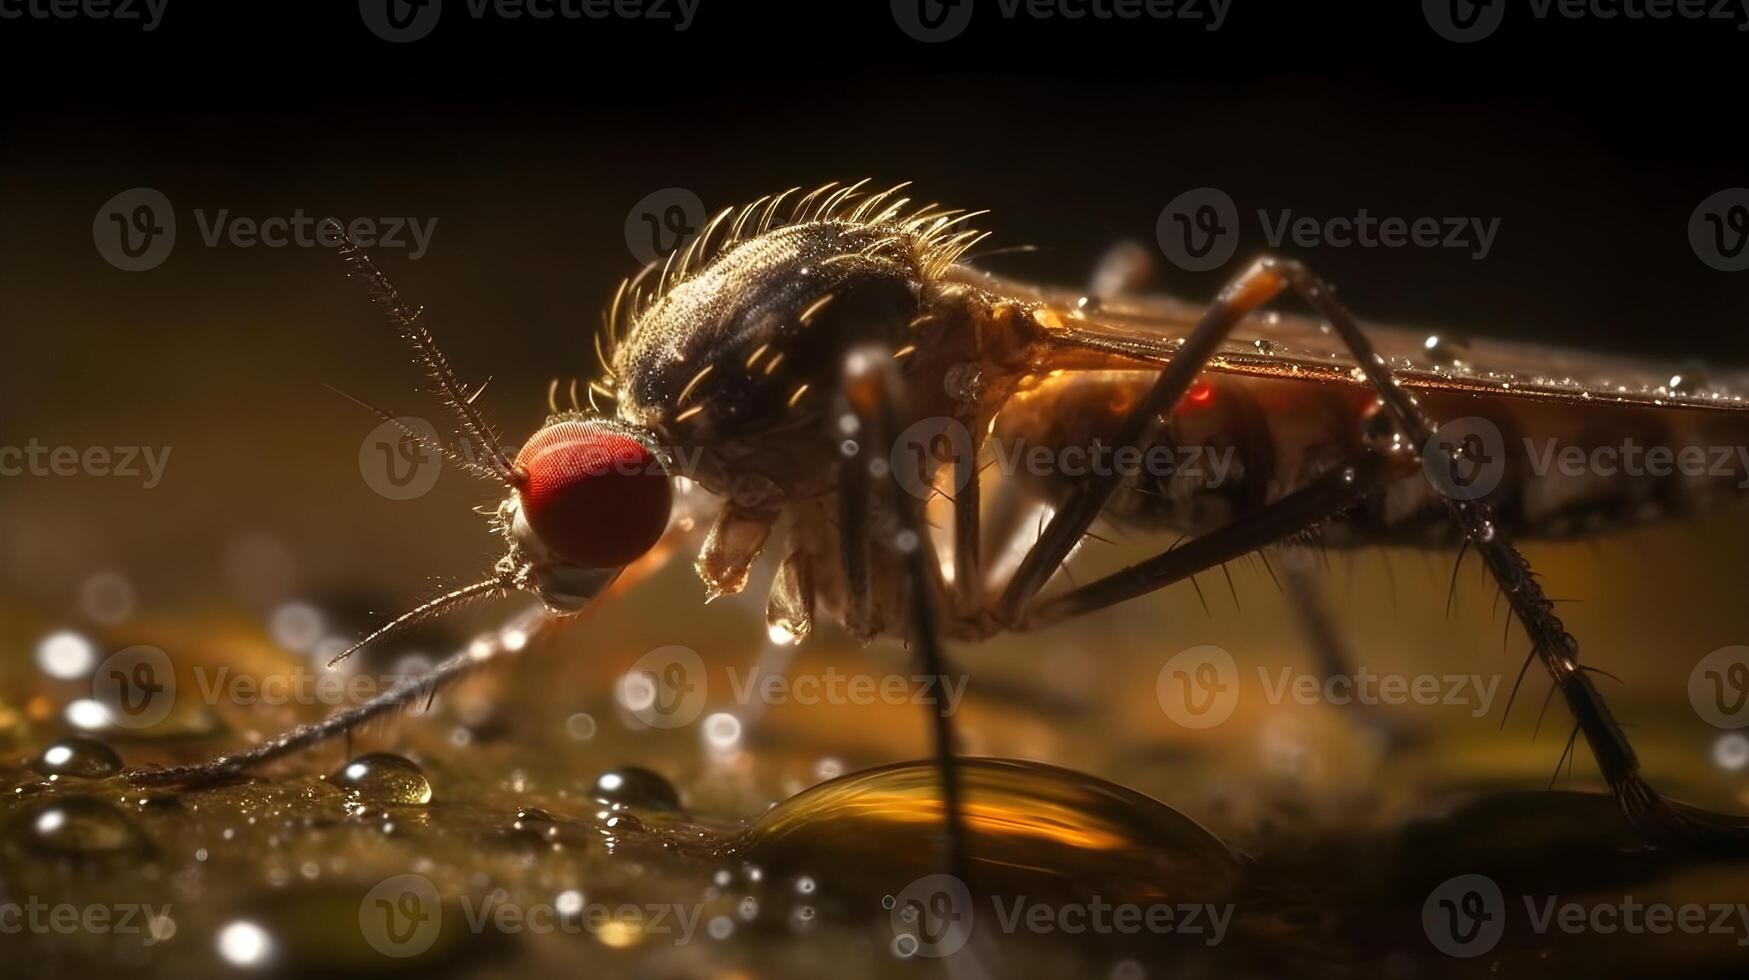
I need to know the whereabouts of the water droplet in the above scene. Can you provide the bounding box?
[7,796,151,860]
[592,766,680,810]
[514,806,556,830]
[1252,338,1275,355]
[1669,363,1710,393]
[1422,333,1472,367]
[31,735,123,778]
[738,896,759,920]
[738,759,1238,909]
[329,752,432,805]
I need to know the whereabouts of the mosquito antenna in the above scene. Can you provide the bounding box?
[327,574,512,668]
[322,382,509,484]
[328,222,520,485]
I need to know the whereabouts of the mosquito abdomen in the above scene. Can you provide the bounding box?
[990,370,1749,547]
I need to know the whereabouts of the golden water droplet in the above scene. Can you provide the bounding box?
[329,753,432,805]
[592,766,680,811]
[8,795,152,860]
[31,735,123,778]
[736,758,1239,910]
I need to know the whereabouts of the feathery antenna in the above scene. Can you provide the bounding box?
[327,222,520,485]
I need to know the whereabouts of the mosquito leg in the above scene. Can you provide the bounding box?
[1255,256,1748,850]
[995,265,1290,625]
[1020,453,1402,630]
[839,344,970,881]
[125,608,551,787]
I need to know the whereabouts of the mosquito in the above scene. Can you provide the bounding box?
[126,180,1749,874]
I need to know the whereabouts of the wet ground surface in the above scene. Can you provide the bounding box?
[4,521,1749,979]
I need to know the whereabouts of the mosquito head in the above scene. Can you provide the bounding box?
[323,230,677,669]
[499,415,673,611]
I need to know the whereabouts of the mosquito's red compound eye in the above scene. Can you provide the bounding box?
[513,420,672,568]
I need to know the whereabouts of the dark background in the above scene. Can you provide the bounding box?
[2,0,1746,603]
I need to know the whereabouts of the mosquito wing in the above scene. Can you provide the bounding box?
[955,268,1749,415]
